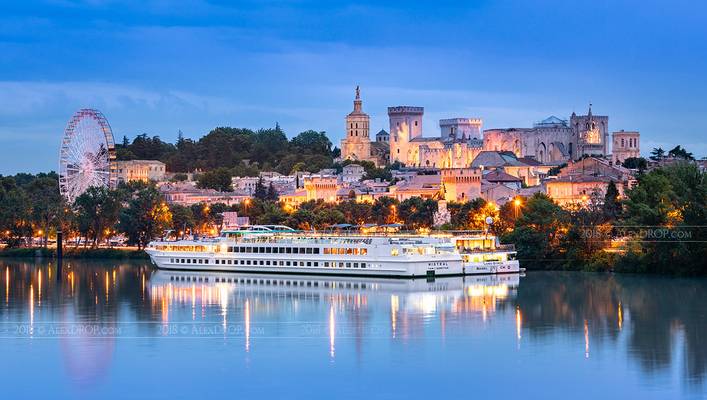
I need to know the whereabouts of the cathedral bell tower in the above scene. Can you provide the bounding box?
[570,103,609,160]
[341,86,371,163]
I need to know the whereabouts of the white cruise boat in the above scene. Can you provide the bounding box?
[145,225,519,278]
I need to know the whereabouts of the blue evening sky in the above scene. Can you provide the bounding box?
[1,0,705,174]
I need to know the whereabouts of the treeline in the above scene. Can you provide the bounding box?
[2,162,704,275]
[116,126,339,175]
[0,175,172,250]
[504,162,706,275]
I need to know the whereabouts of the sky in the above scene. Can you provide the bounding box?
[1,0,706,174]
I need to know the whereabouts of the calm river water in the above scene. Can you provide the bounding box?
[0,258,705,399]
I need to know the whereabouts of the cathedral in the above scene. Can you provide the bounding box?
[340,87,389,166]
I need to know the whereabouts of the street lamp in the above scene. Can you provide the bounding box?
[514,198,522,219]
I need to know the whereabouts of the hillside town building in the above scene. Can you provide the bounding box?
[115,160,166,183]
[340,87,389,166]
[612,130,640,165]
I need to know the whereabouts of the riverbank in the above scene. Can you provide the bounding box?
[0,247,149,259]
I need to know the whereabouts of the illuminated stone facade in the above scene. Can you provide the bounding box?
[304,175,338,202]
[389,107,484,168]
[483,105,609,164]
[612,130,640,165]
[340,87,388,166]
[441,168,482,202]
[115,160,166,183]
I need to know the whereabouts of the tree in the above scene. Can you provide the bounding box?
[447,198,488,230]
[504,193,567,270]
[169,204,195,239]
[667,145,694,160]
[171,173,188,182]
[254,177,268,200]
[119,186,172,249]
[622,157,647,171]
[74,186,121,248]
[291,130,332,155]
[548,163,567,176]
[0,187,32,247]
[602,180,621,221]
[398,197,437,229]
[371,197,399,225]
[26,176,62,247]
[619,163,706,275]
[650,147,665,161]
[196,167,233,192]
[266,183,279,201]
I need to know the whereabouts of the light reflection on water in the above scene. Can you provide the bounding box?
[0,258,706,399]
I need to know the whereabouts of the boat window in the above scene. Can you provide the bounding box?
[292,248,298,254]
[286,247,292,254]
[246,247,252,253]
[361,263,366,268]
[228,260,232,265]
[253,247,259,253]
[346,248,353,255]
[324,262,330,267]
[346,262,351,268]
[260,260,264,265]
[314,262,319,266]
[324,248,330,255]
[354,263,359,268]
[300,261,305,266]
[360,248,367,255]
[391,248,399,256]
[260,247,266,253]
[306,262,312,266]
[286,261,291,266]
[247,260,251,265]
[314,248,320,254]
[300,248,306,254]
[266,247,272,253]
[306,248,312,254]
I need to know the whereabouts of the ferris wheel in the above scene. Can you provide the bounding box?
[59,109,117,203]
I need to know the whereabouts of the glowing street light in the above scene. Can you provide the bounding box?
[513,198,522,219]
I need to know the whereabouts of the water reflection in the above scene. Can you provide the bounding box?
[515,272,707,386]
[147,269,520,349]
[0,259,706,397]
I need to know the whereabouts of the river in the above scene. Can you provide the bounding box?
[0,258,705,399]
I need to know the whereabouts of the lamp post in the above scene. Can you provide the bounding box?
[514,198,522,219]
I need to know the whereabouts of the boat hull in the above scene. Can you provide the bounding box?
[145,250,519,278]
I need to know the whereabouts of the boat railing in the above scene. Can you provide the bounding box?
[460,244,516,253]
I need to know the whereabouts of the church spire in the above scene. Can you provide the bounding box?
[588,102,593,118]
